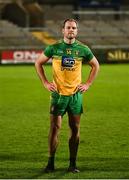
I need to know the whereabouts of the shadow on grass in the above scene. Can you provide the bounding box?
[0,166,68,179]
[0,152,68,179]
[78,156,129,172]
[0,153,129,178]
[0,152,45,162]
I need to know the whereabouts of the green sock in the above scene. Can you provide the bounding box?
[70,157,76,167]
[48,156,55,167]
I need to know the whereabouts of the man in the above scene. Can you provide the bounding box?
[35,18,99,173]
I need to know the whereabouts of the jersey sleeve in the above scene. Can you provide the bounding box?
[44,45,53,58]
[84,46,94,62]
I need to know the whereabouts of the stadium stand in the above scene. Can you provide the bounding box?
[45,19,129,48]
[0,0,129,63]
[1,0,44,27]
[0,20,43,49]
[0,0,12,16]
[32,31,57,45]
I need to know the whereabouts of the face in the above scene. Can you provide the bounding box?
[62,21,78,40]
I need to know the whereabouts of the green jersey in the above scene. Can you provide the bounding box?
[44,39,94,95]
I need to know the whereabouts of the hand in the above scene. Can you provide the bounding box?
[43,81,57,92]
[77,83,90,93]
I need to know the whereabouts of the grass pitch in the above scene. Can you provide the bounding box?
[0,64,129,179]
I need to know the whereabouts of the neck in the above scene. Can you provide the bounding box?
[63,37,75,44]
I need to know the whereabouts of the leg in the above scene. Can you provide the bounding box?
[48,115,62,156]
[45,114,62,172]
[68,113,81,173]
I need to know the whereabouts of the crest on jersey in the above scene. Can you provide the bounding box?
[75,50,79,55]
[66,49,72,55]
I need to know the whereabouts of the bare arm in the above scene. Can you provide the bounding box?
[35,53,56,92]
[78,56,100,93]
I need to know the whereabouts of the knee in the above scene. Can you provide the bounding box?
[52,123,61,132]
[71,128,80,139]
[70,132,80,143]
[71,125,80,135]
[55,123,61,130]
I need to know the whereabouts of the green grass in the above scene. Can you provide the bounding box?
[0,64,129,179]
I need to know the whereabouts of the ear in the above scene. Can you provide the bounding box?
[62,28,64,35]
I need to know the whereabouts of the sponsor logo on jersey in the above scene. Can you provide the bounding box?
[61,56,75,71]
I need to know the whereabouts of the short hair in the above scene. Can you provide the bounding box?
[62,18,78,28]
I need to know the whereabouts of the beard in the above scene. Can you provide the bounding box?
[67,33,76,39]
